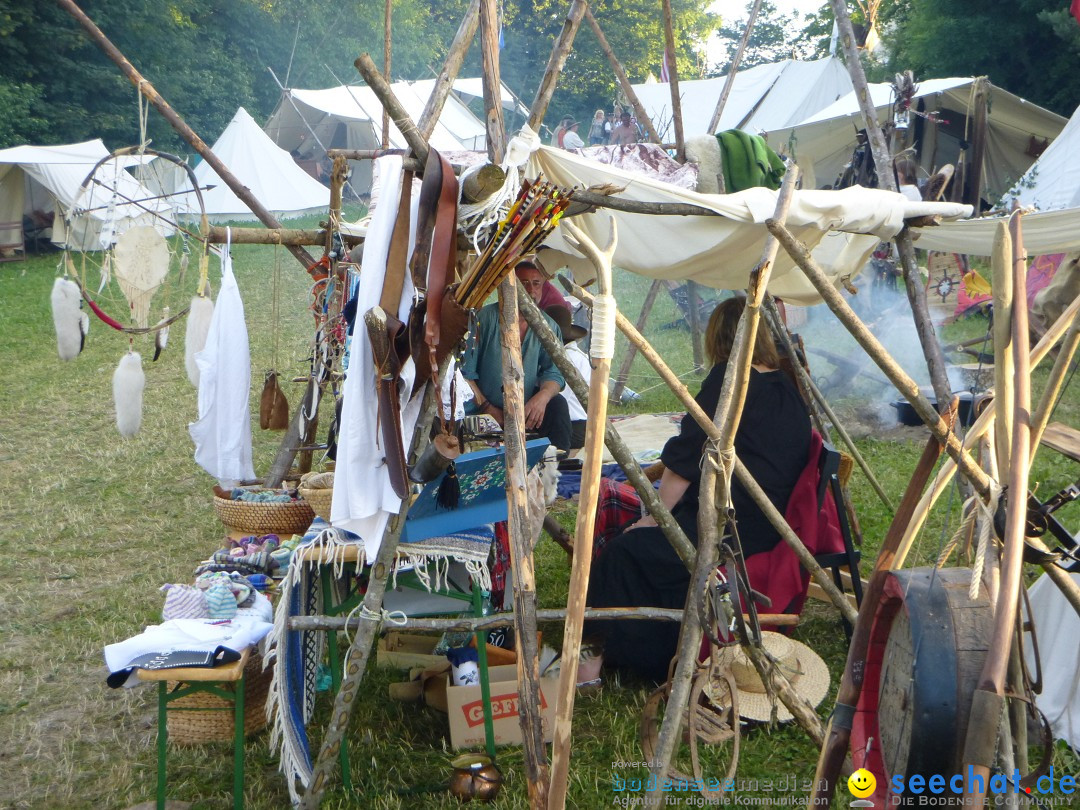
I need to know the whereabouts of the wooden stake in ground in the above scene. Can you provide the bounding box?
[660,0,685,162]
[496,278,549,808]
[584,8,664,145]
[527,0,588,132]
[548,218,617,810]
[647,166,812,803]
[962,211,1032,804]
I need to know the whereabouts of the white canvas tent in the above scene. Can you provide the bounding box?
[265,79,514,190]
[765,78,1066,204]
[629,58,854,142]
[0,140,172,252]
[176,107,329,222]
[1003,102,1080,212]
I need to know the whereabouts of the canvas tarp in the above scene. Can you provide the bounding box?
[176,107,328,222]
[0,140,172,251]
[526,143,972,305]
[630,58,854,142]
[912,207,1080,257]
[765,78,1065,202]
[1003,102,1080,212]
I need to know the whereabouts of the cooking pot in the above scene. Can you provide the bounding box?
[891,389,974,426]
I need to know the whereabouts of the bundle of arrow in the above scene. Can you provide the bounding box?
[455,177,575,310]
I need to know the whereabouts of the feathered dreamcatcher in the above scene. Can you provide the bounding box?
[50,145,215,437]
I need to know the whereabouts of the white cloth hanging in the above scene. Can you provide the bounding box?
[330,156,423,560]
[188,229,256,487]
[1024,570,1080,750]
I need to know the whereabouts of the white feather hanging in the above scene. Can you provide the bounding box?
[185,295,214,386]
[50,277,87,361]
[113,352,145,438]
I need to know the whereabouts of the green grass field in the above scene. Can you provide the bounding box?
[1,232,1076,809]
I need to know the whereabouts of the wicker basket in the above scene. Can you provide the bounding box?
[213,492,314,536]
[298,472,334,522]
[166,652,272,744]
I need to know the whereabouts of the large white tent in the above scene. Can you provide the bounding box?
[629,58,854,142]
[765,78,1065,204]
[1004,102,1080,212]
[265,79,517,190]
[0,139,172,252]
[177,107,328,222]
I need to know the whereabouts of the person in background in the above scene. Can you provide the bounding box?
[461,263,572,451]
[561,119,585,151]
[588,109,610,146]
[609,111,637,145]
[582,297,811,682]
[894,157,922,201]
[542,304,590,450]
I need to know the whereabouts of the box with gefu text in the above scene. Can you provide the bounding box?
[445,664,559,749]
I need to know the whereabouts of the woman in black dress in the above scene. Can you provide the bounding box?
[584,297,811,683]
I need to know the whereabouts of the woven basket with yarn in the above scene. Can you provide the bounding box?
[166,652,272,744]
[298,471,334,522]
[213,490,314,536]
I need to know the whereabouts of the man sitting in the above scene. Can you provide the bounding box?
[461,262,572,452]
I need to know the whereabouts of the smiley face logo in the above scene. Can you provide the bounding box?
[848,768,876,798]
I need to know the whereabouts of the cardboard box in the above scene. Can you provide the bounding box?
[445,664,559,750]
[377,633,444,670]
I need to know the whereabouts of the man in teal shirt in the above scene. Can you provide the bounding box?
[462,262,572,451]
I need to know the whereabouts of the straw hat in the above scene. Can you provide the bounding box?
[725,632,830,723]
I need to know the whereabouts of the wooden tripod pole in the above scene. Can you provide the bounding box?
[962,211,1031,804]
[826,0,953,409]
[57,0,317,274]
[660,0,685,162]
[706,0,764,137]
[479,0,507,162]
[548,218,617,810]
[497,278,549,808]
[527,0,588,132]
[382,0,392,148]
[354,53,429,165]
[584,8,664,145]
[417,0,481,141]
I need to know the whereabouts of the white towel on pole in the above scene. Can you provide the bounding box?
[188,230,256,487]
[331,156,423,559]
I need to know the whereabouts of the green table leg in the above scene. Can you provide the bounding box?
[472,585,497,760]
[157,681,168,810]
[320,563,353,793]
[233,673,245,810]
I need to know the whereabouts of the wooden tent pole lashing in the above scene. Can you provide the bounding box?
[660,0,686,162]
[610,279,663,403]
[583,8,664,145]
[496,278,549,808]
[548,219,617,810]
[569,280,857,623]
[416,0,481,141]
[527,0,588,132]
[705,0,764,139]
[518,284,698,569]
[354,53,429,164]
[56,0,318,271]
[479,0,507,162]
[962,211,1032,804]
[826,0,953,410]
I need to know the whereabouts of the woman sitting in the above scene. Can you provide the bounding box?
[583,297,811,683]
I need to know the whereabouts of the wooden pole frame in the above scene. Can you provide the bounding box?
[660,0,685,162]
[527,0,588,133]
[479,0,507,162]
[417,0,482,141]
[705,0,764,138]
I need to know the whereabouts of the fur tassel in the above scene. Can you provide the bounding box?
[153,306,170,362]
[51,277,87,361]
[113,352,145,437]
[435,461,460,510]
[185,294,214,387]
[685,135,723,194]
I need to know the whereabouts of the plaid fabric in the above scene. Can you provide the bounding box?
[491,478,642,605]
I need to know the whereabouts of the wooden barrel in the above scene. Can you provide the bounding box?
[850,567,993,806]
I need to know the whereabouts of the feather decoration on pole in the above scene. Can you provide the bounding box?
[153,306,170,361]
[113,351,145,437]
[50,277,89,361]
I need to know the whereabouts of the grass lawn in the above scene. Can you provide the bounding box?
[1,231,1076,809]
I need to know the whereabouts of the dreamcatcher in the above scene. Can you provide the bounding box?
[51,145,213,437]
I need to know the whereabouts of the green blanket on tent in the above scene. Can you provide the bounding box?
[716,129,786,192]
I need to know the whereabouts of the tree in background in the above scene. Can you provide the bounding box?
[710,0,818,75]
